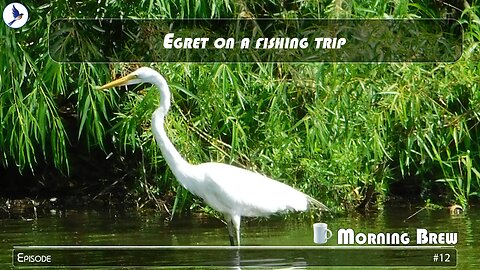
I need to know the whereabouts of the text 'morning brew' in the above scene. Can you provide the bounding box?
[337,228,457,245]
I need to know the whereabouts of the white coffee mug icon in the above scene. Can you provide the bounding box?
[313,223,332,244]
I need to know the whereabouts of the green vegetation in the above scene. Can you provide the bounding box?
[1,0,479,214]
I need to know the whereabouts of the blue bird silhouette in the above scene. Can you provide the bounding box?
[8,5,24,26]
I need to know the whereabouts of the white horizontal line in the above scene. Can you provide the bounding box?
[14,245,456,250]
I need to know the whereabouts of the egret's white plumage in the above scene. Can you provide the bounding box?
[100,67,328,245]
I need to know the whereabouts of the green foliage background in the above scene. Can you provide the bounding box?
[1,0,479,213]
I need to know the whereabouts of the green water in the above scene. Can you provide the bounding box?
[1,206,478,269]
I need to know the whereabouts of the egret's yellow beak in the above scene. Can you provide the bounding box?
[98,73,139,90]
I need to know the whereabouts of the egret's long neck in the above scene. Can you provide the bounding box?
[151,75,192,177]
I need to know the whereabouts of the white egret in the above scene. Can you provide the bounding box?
[100,67,328,245]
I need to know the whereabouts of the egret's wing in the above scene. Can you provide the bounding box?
[12,5,20,17]
[196,162,325,217]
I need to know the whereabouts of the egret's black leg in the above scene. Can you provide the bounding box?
[225,214,236,246]
[229,230,236,246]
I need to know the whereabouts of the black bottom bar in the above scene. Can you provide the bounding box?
[13,246,457,267]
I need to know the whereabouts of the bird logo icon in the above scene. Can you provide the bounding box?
[3,3,28,28]
[9,5,23,26]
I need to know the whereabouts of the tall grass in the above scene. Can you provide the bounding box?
[0,0,114,172]
[1,0,479,213]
